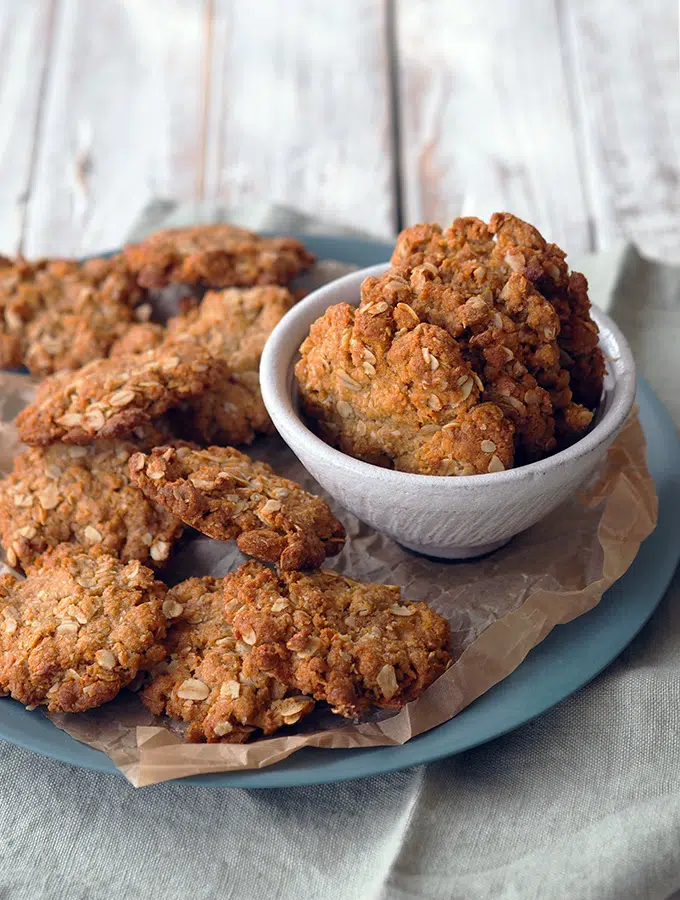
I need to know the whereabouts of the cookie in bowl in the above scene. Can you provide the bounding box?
[296,214,604,473]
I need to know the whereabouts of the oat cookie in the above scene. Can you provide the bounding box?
[389,212,603,447]
[111,336,271,447]
[165,286,294,444]
[174,369,274,447]
[0,254,145,375]
[296,214,603,471]
[24,306,130,378]
[223,562,452,718]
[110,322,167,358]
[129,444,345,570]
[167,285,295,371]
[296,301,515,475]
[141,577,315,742]
[355,268,559,461]
[0,545,167,712]
[124,225,315,289]
[487,213,604,412]
[16,339,225,445]
[0,433,183,571]
[110,287,295,446]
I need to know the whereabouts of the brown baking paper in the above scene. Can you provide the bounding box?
[0,368,657,787]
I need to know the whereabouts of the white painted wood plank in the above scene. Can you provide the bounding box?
[564,0,680,262]
[23,0,208,257]
[395,0,593,254]
[205,0,395,238]
[0,1,55,255]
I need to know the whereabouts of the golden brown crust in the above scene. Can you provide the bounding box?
[110,287,295,447]
[23,308,130,377]
[123,225,315,290]
[488,213,604,414]
[296,213,602,471]
[109,322,167,358]
[0,433,183,571]
[222,562,451,718]
[140,577,314,742]
[0,254,145,375]
[165,286,294,444]
[0,256,44,368]
[0,545,167,712]
[15,340,225,445]
[295,301,515,475]
[391,213,602,430]
[174,370,274,447]
[129,444,345,570]
[167,285,295,371]
[378,223,564,458]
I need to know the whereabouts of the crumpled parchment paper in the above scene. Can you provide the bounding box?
[0,260,657,787]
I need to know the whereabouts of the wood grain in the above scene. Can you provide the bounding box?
[563,0,680,262]
[395,0,593,253]
[0,2,56,255]
[204,0,396,238]
[5,0,680,266]
[23,0,208,257]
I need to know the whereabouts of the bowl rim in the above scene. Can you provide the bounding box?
[260,262,637,487]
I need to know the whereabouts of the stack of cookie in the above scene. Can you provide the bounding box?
[296,213,605,475]
[0,225,452,743]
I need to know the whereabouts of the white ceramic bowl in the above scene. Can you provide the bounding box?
[260,263,636,559]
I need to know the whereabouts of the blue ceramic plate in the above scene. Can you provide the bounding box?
[1,235,678,788]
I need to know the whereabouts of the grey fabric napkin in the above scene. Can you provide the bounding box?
[1,203,679,900]
[125,199,380,242]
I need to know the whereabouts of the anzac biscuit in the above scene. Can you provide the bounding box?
[173,370,273,447]
[165,286,295,444]
[124,225,314,290]
[389,213,603,448]
[166,285,294,371]
[295,302,515,475]
[0,433,183,570]
[141,576,315,742]
[16,340,224,445]
[109,322,166,358]
[129,444,345,570]
[0,254,145,375]
[222,562,452,718]
[0,545,167,712]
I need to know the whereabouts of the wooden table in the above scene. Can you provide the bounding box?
[1,0,677,261]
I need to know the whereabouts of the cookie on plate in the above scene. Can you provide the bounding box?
[129,444,345,570]
[23,306,131,378]
[172,369,273,447]
[110,336,271,448]
[0,545,167,712]
[109,322,167,358]
[0,433,183,571]
[166,285,295,371]
[164,286,295,445]
[123,224,315,290]
[0,254,145,375]
[110,287,295,446]
[222,561,452,718]
[15,339,225,445]
[141,576,315,742]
